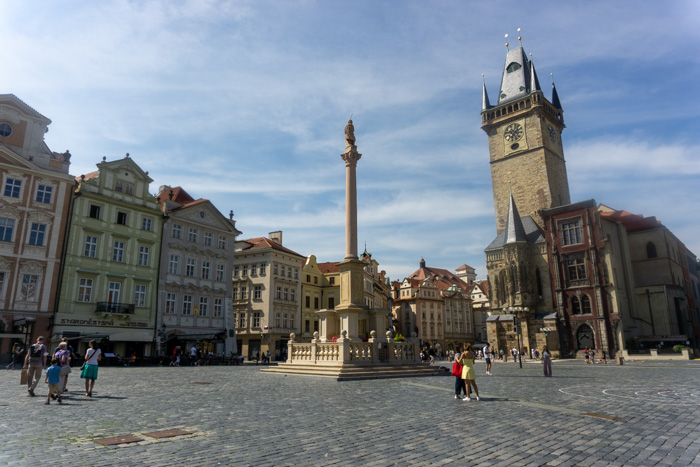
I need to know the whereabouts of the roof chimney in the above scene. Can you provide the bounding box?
[420,258,426,268]
[269,230,283,245]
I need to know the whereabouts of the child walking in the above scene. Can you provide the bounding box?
[45,357,62,404]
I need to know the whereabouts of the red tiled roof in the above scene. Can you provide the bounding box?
[318,262,340,274]
[240,237,305,258]
[156,186,195,204]
[77,170,99,182]
[407,266,470,292]
[600,209,661,232]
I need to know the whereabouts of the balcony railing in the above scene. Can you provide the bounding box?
[95,302,135,314]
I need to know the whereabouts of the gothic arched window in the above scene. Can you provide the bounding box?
[581,295,592,314]
[571,296,581,315]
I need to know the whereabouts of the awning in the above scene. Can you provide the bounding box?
[108,331,154,342]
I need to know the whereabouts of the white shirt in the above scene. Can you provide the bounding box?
[85,348,101,365]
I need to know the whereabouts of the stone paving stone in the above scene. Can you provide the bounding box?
[3,359,700,465]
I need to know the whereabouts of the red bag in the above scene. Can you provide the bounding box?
[451,362,463,377]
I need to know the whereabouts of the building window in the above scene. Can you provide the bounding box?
[329,277,335,285]
[242,265,248,277]
[273,264,278,275]
[284,288,289,300]
[216,265,225,282]
[252,312,261,328]
[571,296,581,315]
[28,223,46,246]
[214,298,223,318]
[561,220,583,246]
[328,296,335,309]
[232,287,238,300]
[294,269,298,279]
[314,297,319,309]
[241,286,247,300]
[165,293,177,314]
[218,236,226,249]
[314,276,318,284]
[0,218,15,242]
[78,278,93,302]
[198,297,208,316]
[186,259,196,277]
[115,180,123,192]
[112,241,125,262]
[126,183,134,195]
[238,313,245,328]
[306,274,311,283]
[89,205,101,219]
[117,212,128,226]
[20,275,39,302]
[172,224,182,239]
[84,236,98,258]
[142,218,152,231]
[305,296,311,308]
[107,281,121,304]
[254,285,262,300]
[134,285,146,307]
[283,313,288,329]
[647,242,657,259]
[276,313,281,328]
[204,232,212,246]
[168,255,180,275]
[201,261,210,279]
[260,264,266,275]
[138,246,150,266]
[35,185,53,204]
[291,289,296,301]
[276,286,282,299]
[3,178,21,198]
[288,268,292,278]
[182,295,193,315]
[566,257,586,281]
[289,313,295,330]
[581,295,592,314]
[233,266,239,277]
[251,264,257,275]
[281,266,285,277]
[188,228,197,242]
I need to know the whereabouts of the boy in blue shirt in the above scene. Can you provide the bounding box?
[44,357,62,404]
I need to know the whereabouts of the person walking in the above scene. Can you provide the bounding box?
[542,345,553,377]
[44,357,62,405]
[584,347,590,364]
[6,343,23,370]
[484,343,493,375]
[80,340,102,397]
[457,344,481,401]
[23,336,47,397]
[54,342,71,394]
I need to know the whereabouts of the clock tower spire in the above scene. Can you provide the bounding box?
[482,38,571,233]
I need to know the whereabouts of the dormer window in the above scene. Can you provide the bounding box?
[506,62,522,73]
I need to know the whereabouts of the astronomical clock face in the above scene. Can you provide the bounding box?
[504,123,523,142]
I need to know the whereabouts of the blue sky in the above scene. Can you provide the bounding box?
[2,1,699,282]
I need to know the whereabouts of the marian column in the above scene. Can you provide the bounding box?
[333,119,366,341]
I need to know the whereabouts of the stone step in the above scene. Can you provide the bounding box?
[261,363,446,380]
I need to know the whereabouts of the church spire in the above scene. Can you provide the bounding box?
[505,192,527,244]
[551,73,563,110]
[529,54,541,92]
[481,74,491,110]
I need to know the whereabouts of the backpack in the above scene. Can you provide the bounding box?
[29,344,43,359]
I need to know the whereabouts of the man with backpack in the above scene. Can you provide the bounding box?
[23,336,47,397]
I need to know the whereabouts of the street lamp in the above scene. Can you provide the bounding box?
[508,306,529,369]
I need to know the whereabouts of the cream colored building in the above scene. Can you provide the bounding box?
[233,231,304,360]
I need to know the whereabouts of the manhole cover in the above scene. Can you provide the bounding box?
[143,429,192,439]
[581,412,624,421]
[94,435,144,446]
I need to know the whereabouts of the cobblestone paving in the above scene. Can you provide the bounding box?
[2,359,699,466]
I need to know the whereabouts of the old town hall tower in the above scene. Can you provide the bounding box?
[481,41,570,233]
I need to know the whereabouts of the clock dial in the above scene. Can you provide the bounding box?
[548,125,556,142]
[504,123,523,142]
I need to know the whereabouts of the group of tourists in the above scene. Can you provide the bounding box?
[22,336,102,405]
[451,342,554,399]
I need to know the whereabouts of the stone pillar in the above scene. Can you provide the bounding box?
[317,309,337,342]
[341,144,362,260]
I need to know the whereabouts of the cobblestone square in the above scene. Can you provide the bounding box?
[2,359,699,466]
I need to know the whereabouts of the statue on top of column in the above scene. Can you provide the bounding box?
[344,119,356,152]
